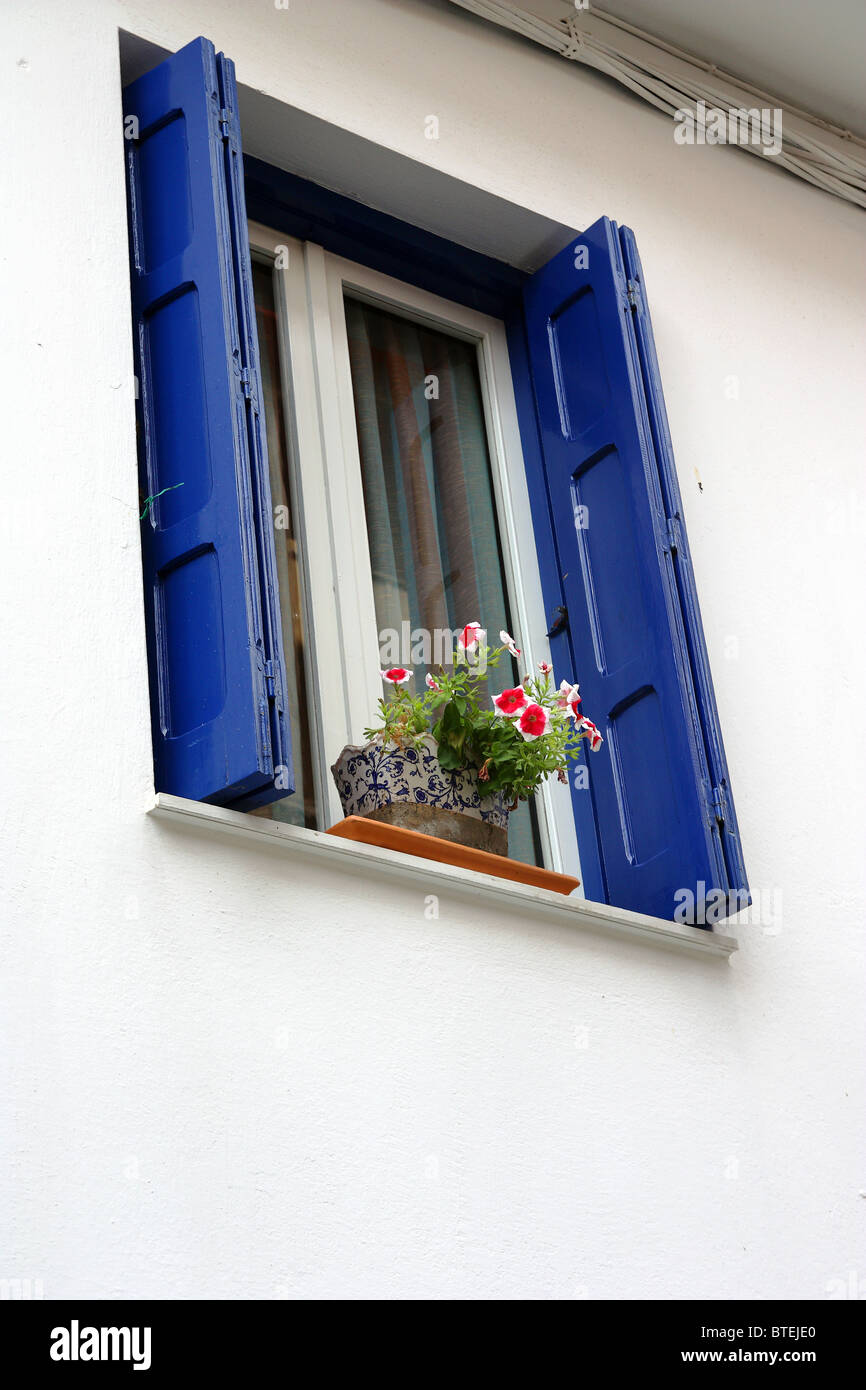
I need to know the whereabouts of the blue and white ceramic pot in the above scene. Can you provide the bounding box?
[330,737,511,855]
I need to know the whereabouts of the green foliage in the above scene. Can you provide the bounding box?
[364,636,594,804]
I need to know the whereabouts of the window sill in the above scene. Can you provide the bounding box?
[148,793,738,960]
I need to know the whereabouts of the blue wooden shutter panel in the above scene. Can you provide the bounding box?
[124,37,293,809]
[215,52,292,805]
[618,227,748,899]
[522,216,748,922]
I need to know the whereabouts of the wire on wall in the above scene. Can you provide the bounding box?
[448,0,866,209]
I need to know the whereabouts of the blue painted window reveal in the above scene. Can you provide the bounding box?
[124,36,748,922]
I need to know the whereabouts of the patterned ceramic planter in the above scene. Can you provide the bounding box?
[330,738,512,855]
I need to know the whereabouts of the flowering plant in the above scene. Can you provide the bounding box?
[366,624,603,803]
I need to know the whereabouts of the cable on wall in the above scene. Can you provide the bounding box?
[448,0,866,209]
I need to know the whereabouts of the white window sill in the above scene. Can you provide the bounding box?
[148,793,738,960]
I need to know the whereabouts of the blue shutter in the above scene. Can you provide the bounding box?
[619,226,748,904]
[522,216,748,922]
[124,37,293,809]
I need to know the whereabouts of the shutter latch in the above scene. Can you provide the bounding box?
[546,605,569,638]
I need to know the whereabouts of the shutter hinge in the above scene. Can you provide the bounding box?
[218,108,231,140]
[259,701,271,767]
[264,659,276,699]
[626,278,640,310]
[239,366,252,400]
[712,784,727,825]
[666,514,684,554]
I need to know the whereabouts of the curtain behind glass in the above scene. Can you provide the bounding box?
[345,296,540,866]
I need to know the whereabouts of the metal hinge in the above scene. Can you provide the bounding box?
[239,366,252,401]
[666,515,684,553]
[218,108,231,140]
[626,278,640,310]
[711,784,727,825]
[264,659,276,699]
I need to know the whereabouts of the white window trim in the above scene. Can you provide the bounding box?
[250,220,582,883]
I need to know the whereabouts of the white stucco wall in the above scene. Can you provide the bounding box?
[1,0,864,1300]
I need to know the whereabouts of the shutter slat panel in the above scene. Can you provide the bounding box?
[125,36,294,808]
[618,226,749,902]
[215,53,293,806]
[523,216,745,921]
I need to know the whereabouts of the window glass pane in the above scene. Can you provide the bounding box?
[344,295,542,866]
[253,261,317,829]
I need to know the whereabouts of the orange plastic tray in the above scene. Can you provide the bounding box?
[326,815,580,896]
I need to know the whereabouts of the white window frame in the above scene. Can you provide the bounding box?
[249,220,582,884]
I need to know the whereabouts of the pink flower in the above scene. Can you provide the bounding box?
[499,629,521,658]
[537,660,553,676]
[493,686,528,717]
[579,716,604,752]
[425,673,440,690]
[458,622,485,653]
[380,667,411,685]
[517,702,550,740]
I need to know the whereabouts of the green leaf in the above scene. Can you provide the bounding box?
[436,741,464,770]
[440,701,463,736]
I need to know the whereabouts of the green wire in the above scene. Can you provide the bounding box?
[140,482,184,521]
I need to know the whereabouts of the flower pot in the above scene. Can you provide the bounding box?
[330,738,511,856]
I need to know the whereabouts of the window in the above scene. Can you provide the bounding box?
[249,229,574,868]
[343,294,542,866]
[124,34,748,923]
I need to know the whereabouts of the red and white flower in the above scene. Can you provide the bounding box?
[425,673,440,690]
[517,702,550,740]
[557,679,581,719]
[458,622,485,653]
[537,660,553,676]
[578,716,604,751]
[380,667,412,685]
[493,686,528,717]
[499,629,521,658]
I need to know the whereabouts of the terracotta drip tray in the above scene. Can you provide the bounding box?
[326,816,580,896]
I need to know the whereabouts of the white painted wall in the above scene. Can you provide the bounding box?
[1,0,864,1300]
